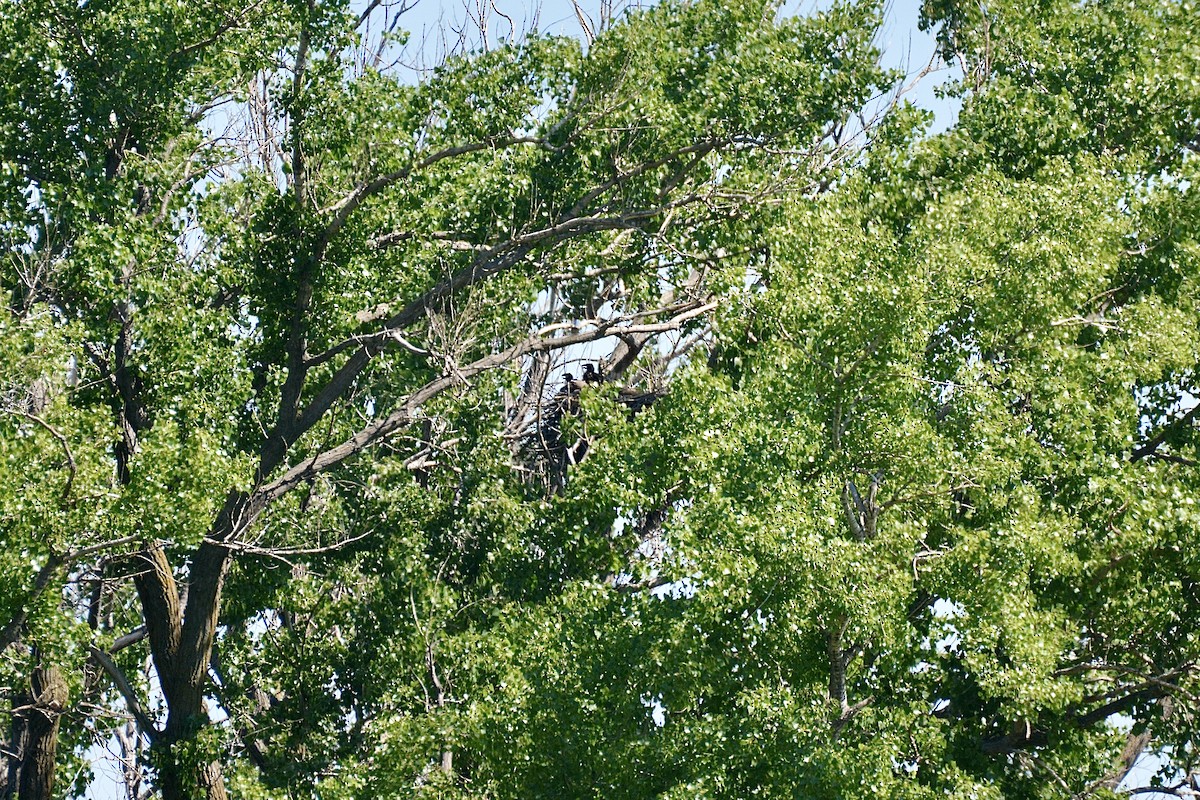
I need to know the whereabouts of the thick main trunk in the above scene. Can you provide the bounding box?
[1,665,68,800]
[18,666,68,800]
[137,492,253,800]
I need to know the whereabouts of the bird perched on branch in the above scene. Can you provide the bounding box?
[554,372,583,414]
[582,363,602,384]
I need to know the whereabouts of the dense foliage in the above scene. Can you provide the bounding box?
[1,0,1198,797]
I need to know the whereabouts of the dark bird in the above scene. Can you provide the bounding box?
[582,363,602,384]
[561,372,584,394]
[554,373,581,413]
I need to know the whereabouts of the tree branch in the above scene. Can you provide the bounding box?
[172,0,269,60]
[167,492,258,738]
[980,720,1047,755]
[0,535,139,657]
[88,647,159,741]
[1132,402,1199,463]
[0,555,62,657]
[260,299,716,502]
[289,134,735,468]
[1071,729,1153,798]
[1074,687,1164,729]
[318,134,549,245]
[131,545,183,705]
[294,201,686,438]
[260,0,318,482]
[1,411,76,502]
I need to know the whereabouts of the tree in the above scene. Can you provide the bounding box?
[0,0,889,796]
[1,0,1198,798]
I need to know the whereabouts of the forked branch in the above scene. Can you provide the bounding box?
[260,298,716,503]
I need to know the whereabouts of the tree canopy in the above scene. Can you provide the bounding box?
[1,0,1198,798]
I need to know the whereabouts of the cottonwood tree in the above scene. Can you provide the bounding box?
[4,0,1200,797]
[207,0,1200,797]
[0,0,890,796]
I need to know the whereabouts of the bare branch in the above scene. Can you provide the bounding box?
[1071,730,1153,798]
[88,646,160,741]
[295,201,685,435]
[66,535,142,564]
[203,530,372,558]
[111,627,148,653]
[1075,687,1164,729]
[356,0,385,28]
[260,299,716,502]
[368,230,485,251]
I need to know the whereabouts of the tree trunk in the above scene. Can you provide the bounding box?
[16,665,68,800]
[154,751,227,800]
[197,761,227,800]
[136,493,252,800]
